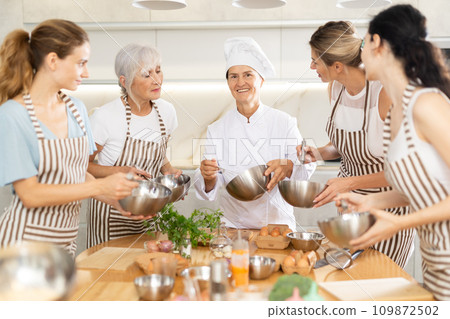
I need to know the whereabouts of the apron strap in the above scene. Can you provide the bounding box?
[122,95,133,138]
[401,81,417,151]
[382,108,392,156]
[58,91,87,135]
[152,104,167,137]
[329,82,345,121]
[23,93,45,140]
[361,81,371,132]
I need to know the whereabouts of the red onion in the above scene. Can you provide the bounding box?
[144,240,160,253]
[158,240,174,253]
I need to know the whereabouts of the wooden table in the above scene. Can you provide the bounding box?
[68,232,434,301]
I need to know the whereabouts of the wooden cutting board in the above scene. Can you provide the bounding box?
[319,277,434,301]
[77,247,145,271]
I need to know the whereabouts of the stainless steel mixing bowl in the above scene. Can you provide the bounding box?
[134,274,174,301]
[153,174,191,203]
[318,212,376,248]
[0,242,76,300]
[278,180,327,208]
[249,256,276,280]
[225,165,270,201]
[287,231,325,251]
[119,180,172,216]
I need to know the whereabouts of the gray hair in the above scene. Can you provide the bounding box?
[114,43,161,98]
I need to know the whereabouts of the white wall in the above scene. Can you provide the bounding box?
[1,0,449,83]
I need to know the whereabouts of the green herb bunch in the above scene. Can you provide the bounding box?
[144,203,223,251]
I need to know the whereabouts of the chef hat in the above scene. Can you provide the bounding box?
[224,37,276,79]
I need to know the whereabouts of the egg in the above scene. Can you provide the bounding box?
[294,251,304,262]
[260,228,269,236]
[283,255,295,267]
[270,229,280,237]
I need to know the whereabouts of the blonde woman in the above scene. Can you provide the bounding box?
[298,21,414,268]
[0,20,139,257]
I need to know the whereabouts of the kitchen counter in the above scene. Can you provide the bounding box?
[68,232,433,301]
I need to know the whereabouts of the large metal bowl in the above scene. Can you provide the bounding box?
[278,180,327,208]
[225,165,270,201]
[0,242,76,300]
[119,180,172,216]
[153,174,191,203]
[249,256,276,280]
[287,231,325,251]
[134,274,174,301]
[318,212,376,248]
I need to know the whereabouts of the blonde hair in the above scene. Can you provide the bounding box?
[309,21,362,67]
[0,19,89,104]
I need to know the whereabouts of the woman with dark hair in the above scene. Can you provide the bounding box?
[299,21,414,268]
[337,5,450,300]
[0,19,139,257]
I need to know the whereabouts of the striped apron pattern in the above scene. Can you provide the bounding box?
[326,82,415,268]
[0,92,89,257]
[383,83,450,300]
[87,96,168,248]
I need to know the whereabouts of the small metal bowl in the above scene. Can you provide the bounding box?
[119,180,172,216]
[287,231,325,251]
[278,180,327,208]
[134,274,174,301]
[226,165,270,202]
[0,242,76,301]
[318,212,376,248]
[153,174,191,203]
[249,256,276,280]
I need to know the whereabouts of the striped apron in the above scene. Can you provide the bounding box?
[383,83,450,300]
[326,82,415,268]
[87,96,168,248]
[0,93,89,257]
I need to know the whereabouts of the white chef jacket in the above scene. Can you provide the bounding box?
[194,103,316,230]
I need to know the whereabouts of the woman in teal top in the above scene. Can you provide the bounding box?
[0,19,143,256]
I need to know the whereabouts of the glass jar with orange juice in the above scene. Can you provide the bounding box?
[231,230,249,288]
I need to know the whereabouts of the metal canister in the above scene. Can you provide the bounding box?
[209,259,228,301]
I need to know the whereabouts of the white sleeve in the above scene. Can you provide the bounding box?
[193,126,225,201]
[193,168,223,201]
[89,107,109,146]
[286,116,317,181]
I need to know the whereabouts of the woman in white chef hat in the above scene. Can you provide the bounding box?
[194,37,316,230]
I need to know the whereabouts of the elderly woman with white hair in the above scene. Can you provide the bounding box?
[194,37,316,231]
[87,43,181,247]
